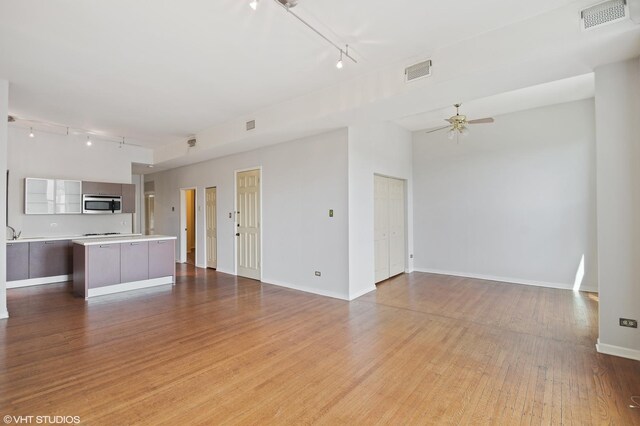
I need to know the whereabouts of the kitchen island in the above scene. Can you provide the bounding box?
[72,235,176,299]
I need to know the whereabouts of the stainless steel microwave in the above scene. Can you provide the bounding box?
[82,194,122,214]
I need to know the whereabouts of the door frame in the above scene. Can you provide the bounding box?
[205,186,217,269]
[234,166,263,280]
[179,187,198,265]
[373,173,409,280]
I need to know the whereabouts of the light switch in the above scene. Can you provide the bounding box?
[329,209,334,218]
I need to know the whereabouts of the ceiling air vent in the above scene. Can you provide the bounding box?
[187,138,196,148]
[246,120,256,131]
[581,0,629,30]
[405,59,432,83]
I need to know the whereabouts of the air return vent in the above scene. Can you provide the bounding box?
[187,138,196,148]
[405,60,432,83]
[581,0,628,30]
[246,120,256,131]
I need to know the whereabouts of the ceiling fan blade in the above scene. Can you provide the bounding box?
[425,125,450,134]
[467,117,494,124]
[444,118,453,123]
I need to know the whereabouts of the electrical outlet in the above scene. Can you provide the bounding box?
[620,318,638,328]
[50,223,58,228]
[229,212,232,219]
[410,254,414,259]
[315,271,321,277]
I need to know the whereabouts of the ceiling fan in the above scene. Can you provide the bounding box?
[426,104,494,140]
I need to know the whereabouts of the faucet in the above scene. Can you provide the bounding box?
[7,226,21,240]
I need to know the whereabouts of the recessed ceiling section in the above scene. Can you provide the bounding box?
[395,74,596,133]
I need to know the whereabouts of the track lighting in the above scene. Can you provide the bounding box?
[265,0,357,69]
[86,136,92,147]
[29,127,35,138]
[249,0,259,10]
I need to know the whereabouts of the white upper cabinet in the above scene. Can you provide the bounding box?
[55,180,82,214]
[25,178,82,215]
[25,178,55,215]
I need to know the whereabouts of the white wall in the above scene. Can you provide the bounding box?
[0,79,8,318]
[7,126,152,237]
[594,58,640,359]
[412,99,598,292]
[148,129,351,299]
[348,122,414,300]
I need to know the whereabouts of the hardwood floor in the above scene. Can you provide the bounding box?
[1,267,639,425]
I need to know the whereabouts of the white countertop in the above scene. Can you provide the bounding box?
[6,233,142,244]
[72,235,176,246]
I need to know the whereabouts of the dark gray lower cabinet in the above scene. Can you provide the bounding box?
[149,240,175,279]
[29,240,72,278]
[121,241,149,283]
[87,244,121,288]
[7,243,29,281]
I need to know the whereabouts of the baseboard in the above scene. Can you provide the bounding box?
[87,276,174,298]
[349,286,376,301]
[216,269,235,276]
[7,275,71,289]
[596,339,640,361]
[0,310,8,320]
[412,268,598,293]
[261,277,349,301]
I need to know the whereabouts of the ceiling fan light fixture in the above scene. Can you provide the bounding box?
[461,127,469,136]
[447,129,456,140]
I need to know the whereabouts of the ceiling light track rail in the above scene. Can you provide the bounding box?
[271,0,357,65]
[7,114,142,148]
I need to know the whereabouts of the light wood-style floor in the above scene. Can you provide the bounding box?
[2,266,639,425]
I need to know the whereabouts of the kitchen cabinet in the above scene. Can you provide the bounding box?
[86,244,121,288]
[29,240,72,278]
[25,178,82,215]
[25,178,55,214]
[82,181,122,196]
[7,242,29,281]
[121,241,149,282]
[149,239,175,279]
[121,183,136,213]
[55,180,82,214]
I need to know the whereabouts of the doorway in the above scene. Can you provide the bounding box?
[180,188,197,265]
[374,175,406,283]
[205,187,217,269]
[236,169,261,280]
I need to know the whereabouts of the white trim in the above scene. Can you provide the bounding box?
[349,286,376,301]
[179,187,198,265]
[0,310,8,319]
[7,274,71,288]
[596,339,640,361]
[261,277,349,301]
[87,276,173,298]
[412,268,599,293]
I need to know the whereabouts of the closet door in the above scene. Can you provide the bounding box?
[388,178,406,277]
[374,175,406,284]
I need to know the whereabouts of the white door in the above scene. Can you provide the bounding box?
[236,169,261,280]
[206,187,217,269]
[374,175,390,283]
[374,175,406,283]
[388,178,406,276]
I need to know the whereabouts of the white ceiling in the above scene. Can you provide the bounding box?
[0,0,601,149]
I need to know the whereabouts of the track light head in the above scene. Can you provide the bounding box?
[86,136,92,147]
[336,49,344,69]
[249,0,258,10]
[29,127,35,138]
